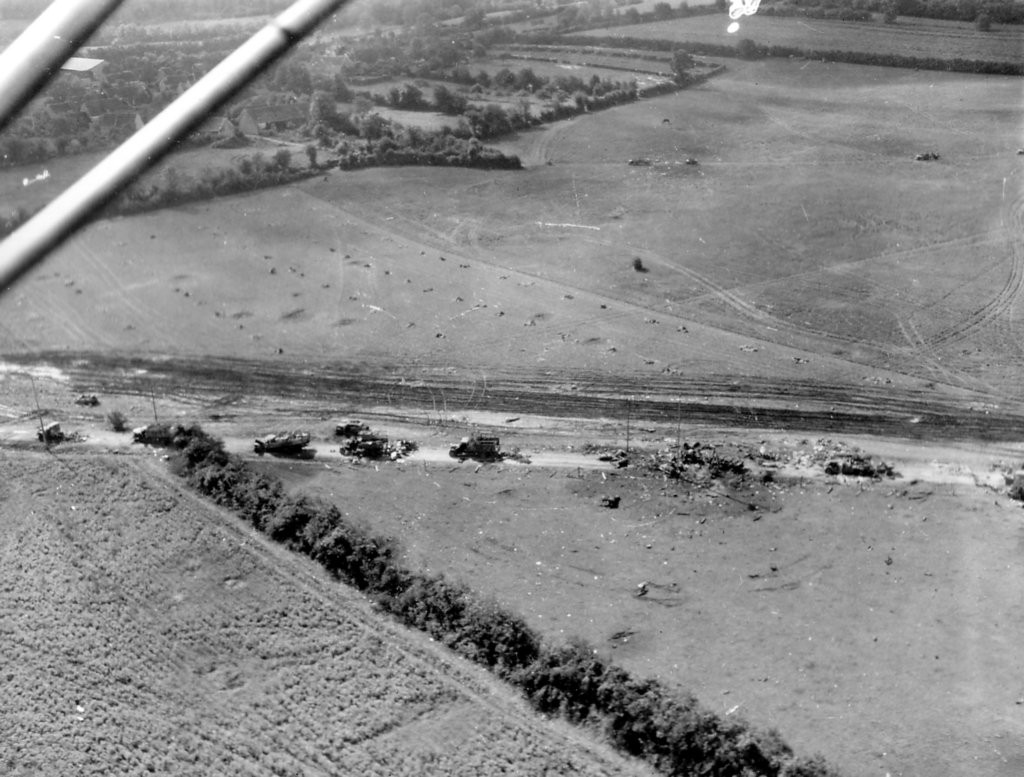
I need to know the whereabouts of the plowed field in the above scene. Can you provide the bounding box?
[0,449,652,777]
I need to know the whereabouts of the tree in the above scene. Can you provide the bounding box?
[353,95,374,115]
[308,90,338,129]
[433,85,468,115]
[358,112,390,140]
[955,0,978,21]
[304,144,318,168]
[653,2,674,20]
[463,7,486,28]
[735,38,761,59]
[332,74,353,102]
[514,68,541,92]
[494,68,516,89]
[671,49,695,83]
[975,11,992,29]
[272,147,291,171]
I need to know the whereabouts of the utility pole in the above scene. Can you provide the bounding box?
[676,395,682,449]
[625,395,634,454]
[29,373,44,441]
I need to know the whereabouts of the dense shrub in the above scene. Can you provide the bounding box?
[106,410,129,432]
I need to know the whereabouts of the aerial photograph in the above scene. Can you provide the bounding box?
[2,0,1023,775]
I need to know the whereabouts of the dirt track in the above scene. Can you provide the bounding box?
[6,350,1024,442]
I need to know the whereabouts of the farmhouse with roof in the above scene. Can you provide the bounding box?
[79,97,142,139]
[237,102,308,135]
[189,115,236,142]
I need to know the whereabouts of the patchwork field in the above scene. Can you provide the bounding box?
[0,449,653,777]
[577,13,1024,63]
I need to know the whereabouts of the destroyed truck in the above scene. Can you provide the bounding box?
[339,432,388,459]
[254,431,311,456]
[449,434,501,461]
[338,428,417,460]
[37,421,65,444]
[132,423,184,446]
[335,420,370,438]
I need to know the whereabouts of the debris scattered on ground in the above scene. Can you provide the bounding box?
[1006,472,1024,502]
[598,449,629,468]
[341,433,417,461]
[752,438,896,479]
[648,442,747,480]
[74,394,99,406]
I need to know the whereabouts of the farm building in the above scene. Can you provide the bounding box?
[189,115,236,141]
[59,56,106,84]
[237,103,309,135]
[80,97,135,123]
[95,111,144,139]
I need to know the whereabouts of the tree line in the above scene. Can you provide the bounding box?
[146,423,843,777]
[761,0,1024,25]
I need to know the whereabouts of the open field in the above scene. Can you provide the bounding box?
[472,55,670,87]
[0,448,653,777]
[496,45,678,75]
[269,433,1024,777]
[577,13,1024,63]
[373,107,464,131]
[3,60,1023,429]
[0,140,309,218]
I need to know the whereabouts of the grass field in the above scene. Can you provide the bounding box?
[373,106,464,131]
[472,55,671,87]
[3,59,1022,409]
[577,13,1024,63]
[273,435,1024,777]
[0,140,309,218]
[497,44,677,74]
[0,449,653,777]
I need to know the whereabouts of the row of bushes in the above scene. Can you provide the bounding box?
[156,423,840,777]
[102,154,319,219]
[335,145,522,171]
[543,33,1024,76]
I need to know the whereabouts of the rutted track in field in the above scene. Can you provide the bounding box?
[519,118,577,168]
[12,350,1024,441]
[133,457,640,765]
[920,189,1024,350]
[73,237,154,329]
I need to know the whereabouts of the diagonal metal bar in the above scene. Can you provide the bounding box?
[0,0,127,134]
[0,0,353,295]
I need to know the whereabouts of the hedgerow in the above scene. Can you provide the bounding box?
[158,424,841,777]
